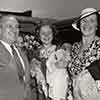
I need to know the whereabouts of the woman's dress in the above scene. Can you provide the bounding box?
[68,38,100,100]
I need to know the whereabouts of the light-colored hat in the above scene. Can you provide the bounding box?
[72,8,100,31]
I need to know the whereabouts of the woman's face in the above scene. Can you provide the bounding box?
[40,25,53,45]
[80,14,98,37]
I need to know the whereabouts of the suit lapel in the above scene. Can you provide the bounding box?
[16,47,27,70]
[0,42,12,65]
[16,46,30,83]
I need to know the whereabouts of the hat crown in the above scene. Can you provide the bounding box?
[72,8,100,31]
[80,8,97,18]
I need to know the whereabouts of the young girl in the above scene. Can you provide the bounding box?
[30,23,57,100]
[46,43,72,100]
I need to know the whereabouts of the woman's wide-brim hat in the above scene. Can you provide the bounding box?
[72,8,100,31]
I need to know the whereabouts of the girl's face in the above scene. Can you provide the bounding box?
[80,14,98,37]
[40,25,53,45]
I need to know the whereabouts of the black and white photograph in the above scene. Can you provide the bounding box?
[0,0,100,100]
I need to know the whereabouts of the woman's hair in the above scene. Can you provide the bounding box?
[35,22,58,45]
[77,12,100,36]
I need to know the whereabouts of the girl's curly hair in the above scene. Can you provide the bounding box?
[35,22,58,45]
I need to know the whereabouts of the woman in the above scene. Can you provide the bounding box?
[30,23,57,100]
[69,8,100,100]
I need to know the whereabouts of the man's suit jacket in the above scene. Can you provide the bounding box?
[0,41,31,100]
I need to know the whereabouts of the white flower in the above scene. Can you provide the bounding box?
[89,56,96,62]
[25,35,30,40]
[29,45,33,49]
[29,40,32,44]
[30,36,35,40]
[46,49,66,72]
[24,42,29,48]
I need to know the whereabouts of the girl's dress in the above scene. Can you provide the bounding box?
[30,45,57,100]
[46,49,70,100]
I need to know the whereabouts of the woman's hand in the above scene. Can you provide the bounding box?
[31,58,41,68]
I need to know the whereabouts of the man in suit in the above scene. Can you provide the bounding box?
[0,15,31,100]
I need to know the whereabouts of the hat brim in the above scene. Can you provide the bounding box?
[72,9,100,31]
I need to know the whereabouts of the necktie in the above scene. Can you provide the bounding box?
[11,45,25,83]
